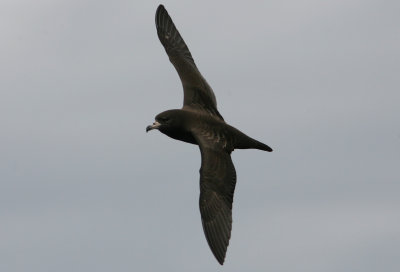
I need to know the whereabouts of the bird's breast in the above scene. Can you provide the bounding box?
[160,128,198,145]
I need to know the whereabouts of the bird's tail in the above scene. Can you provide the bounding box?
[252,140,273,152]
[231,127,273,152]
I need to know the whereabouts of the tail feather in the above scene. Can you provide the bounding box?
[254,140,273,152]
[233,130,273,152]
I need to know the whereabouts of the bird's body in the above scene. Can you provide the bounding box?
[154,109,272,152]
[147,5,273,265]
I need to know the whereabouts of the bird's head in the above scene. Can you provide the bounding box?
[146,110,183,133]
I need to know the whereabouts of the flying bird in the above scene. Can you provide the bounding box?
[146,5,273,265]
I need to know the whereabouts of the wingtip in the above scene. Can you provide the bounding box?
[217,254,226,265]
[156,4,166,16]
[213,243,227,265]
[211,247,226,265]
[214,250,227,265]
[201,204,232,265]
[155,4,168,29]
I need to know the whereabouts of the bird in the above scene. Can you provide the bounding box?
[146,5,273,265]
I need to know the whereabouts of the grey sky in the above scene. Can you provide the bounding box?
[1,0,399,271]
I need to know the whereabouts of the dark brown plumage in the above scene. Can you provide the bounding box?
[146,5,273,265]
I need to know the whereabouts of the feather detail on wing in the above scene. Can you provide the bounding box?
[155,5,223,120]
[193,129,236,264]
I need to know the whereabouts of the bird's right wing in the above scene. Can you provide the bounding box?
[155,5,223,120]
[192,129,237,265]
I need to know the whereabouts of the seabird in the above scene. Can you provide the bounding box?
[146,5,273,265]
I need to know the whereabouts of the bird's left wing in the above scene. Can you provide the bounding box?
[155,5,224,120]
[192,129,237,265]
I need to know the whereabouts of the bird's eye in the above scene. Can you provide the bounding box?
[158,116,169,123]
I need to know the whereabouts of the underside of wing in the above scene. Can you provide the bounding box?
[155,5,223,120]
[155,5,195,68]
[194,132,237,264]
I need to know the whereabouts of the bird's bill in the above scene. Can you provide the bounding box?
[146,121,161,132]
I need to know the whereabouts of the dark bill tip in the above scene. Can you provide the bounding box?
[146,121,161,133]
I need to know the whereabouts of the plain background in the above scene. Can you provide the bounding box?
[1,0,399,271]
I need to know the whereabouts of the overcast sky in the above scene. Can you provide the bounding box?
[1,0,399,271]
